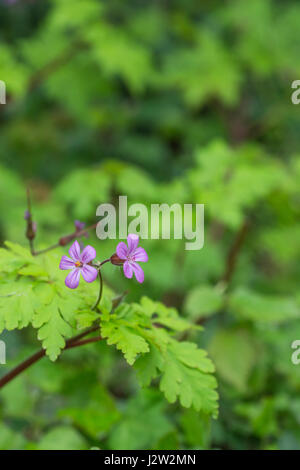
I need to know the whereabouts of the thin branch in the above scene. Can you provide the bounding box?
[0,292,127,390]
[27,41,88,93]
[32,223,97,257]
[0,325,100,390]
[33,243,60,256]
[68,336,102,349]
[222,219,250,285]
[25,188,36,255]
[91,269,103,312]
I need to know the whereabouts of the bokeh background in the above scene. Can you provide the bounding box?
[1,0,300,450]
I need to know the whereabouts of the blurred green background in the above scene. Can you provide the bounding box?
[1,0,300,450]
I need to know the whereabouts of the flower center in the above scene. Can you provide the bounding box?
[75,260,82,267]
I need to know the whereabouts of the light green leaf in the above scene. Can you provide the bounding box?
[101,320,149,365]
[184,285,224,319]
[208,328,258,392]
[229,288,300,324]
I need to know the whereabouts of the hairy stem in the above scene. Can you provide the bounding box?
[32,223,97,256]
[0,292,127,391]
[25,188,36,255]
[0,325,100,390]
[222,219,250,284]
[91,268,104,311]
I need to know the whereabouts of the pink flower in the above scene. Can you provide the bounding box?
[59,240,98,289]
[116,234,148,283]
[74,219,88,238]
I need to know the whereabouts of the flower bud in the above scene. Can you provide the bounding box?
[26,221,37,240]
[110,253,124,266]
[59,234,76,246]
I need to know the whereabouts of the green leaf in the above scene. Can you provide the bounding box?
[108,390,173,450]
[0,424,26,450]
[103,298,218,416]
[138,296,196,332]
[76,310,99,329]
[54,166,111,218]
[0,279,38,332]
[33,293,74,361]
[35,426,88,450]
[134,344,163,387]
[180,409,211,449]
[184,285,224,319]
[18,264,49,277]
[208,328,258,392]
[229,288,300,324]
[59,384,120,437]
[158,340,218,416]
[101,320,149,366]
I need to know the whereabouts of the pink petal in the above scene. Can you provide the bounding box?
[123,261,133,279]
[133,247,148,262]
[131,262,144,283]
[127,234,139,255]
[74,220,85,231]
[81,265,98,283]
[81,245,96,264]
[116,241,128,260]
[59,255,75,270]
[65,268,80,289]
[69,240,81,261]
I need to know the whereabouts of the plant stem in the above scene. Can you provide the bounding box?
[0,325,100,390]
[26,188,36,255]
[222,219,250,284]
[0,293,127,390]
[100,259,111,267]
[33,243,60,256]
[32,223,97,256]
[90,258,112,312]
[91,268,103,311]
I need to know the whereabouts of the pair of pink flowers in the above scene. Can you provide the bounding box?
[59,234,148,289]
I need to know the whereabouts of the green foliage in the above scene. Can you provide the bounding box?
[0,243,91,360]
[99,297,218,415]
[0,244,218,419]
[32,426,88,451]
[228,288,300,324]
[184,285,224,320]
[208,329,259,393]
[1,0,300,451]
[107,390,173,450]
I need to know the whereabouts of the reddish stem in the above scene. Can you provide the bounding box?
[0,325,100,390]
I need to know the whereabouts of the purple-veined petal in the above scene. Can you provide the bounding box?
[116,241,128,259]
[131,262,144,283]
[81,265,98,283]
[59,255,75,270]
[65,268,81,289]
[133,247,148,262]
[127,234,139,255]
[81,245,96,264]
[69,240,81,261]
[123,261,133,279]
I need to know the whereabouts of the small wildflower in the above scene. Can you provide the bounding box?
[24,210,30,220]
[115,234,148,283]
[74,219,88,238]
[59,240,98,289]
